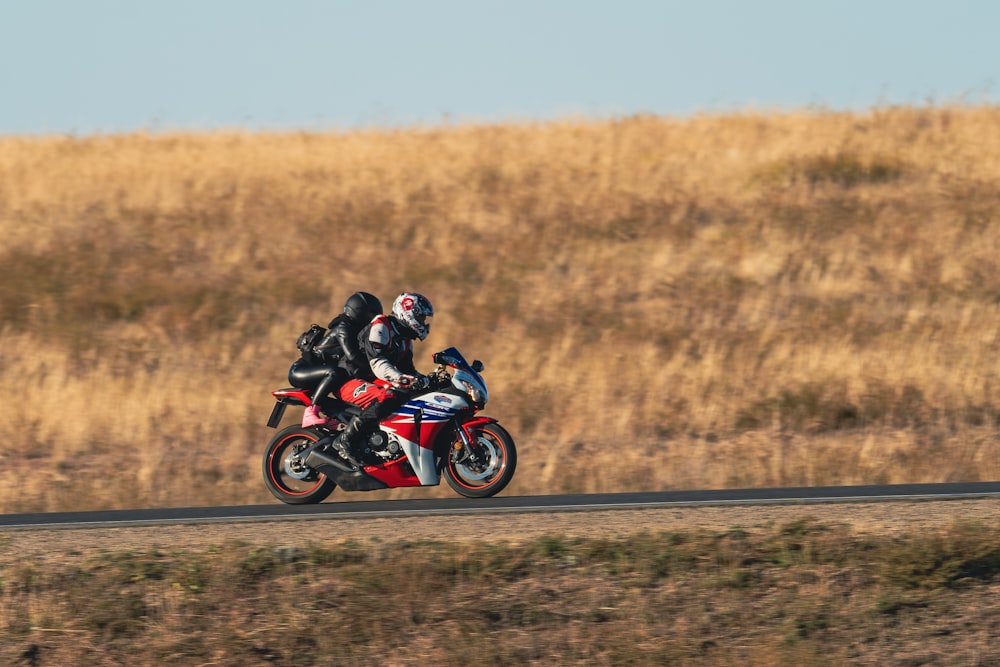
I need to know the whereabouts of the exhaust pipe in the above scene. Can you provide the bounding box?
[303,446,357,473]
[302,447,389,492]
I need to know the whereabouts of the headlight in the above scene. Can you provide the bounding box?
[461,380,485,407]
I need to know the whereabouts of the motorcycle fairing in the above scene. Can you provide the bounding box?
[438,347,488,407]
[381,394,469,446]
[363,456,423,487]
[379,394,467,485]
[390,437,438,485]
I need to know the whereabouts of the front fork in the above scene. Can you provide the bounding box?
[451,416,498,467]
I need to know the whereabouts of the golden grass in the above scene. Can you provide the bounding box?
[1,106,999,511]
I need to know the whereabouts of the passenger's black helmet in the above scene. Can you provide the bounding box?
[343,291,383,323]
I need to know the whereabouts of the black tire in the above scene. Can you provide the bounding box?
[262,425,336,504]
[444,422,517,498]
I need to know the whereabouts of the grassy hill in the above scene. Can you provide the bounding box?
[1,106,999,512]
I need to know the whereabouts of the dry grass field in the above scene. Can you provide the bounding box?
[1,105,999,512]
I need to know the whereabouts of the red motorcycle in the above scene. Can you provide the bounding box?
[262,347,517,504]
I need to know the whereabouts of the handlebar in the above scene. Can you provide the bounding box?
[393,367,451,392]
[427,366,452,389]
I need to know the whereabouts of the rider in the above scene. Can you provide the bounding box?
[288,291,383,428]
[327,291,434,466]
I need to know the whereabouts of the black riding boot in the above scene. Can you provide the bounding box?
[330,415,366,469]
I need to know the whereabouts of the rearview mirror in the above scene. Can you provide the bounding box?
[471,360,484,372]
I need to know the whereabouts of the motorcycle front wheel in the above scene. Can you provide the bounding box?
[262,425,336,504]
[445,422,517,498]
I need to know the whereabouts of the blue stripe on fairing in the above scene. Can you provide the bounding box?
[396,400,456,421]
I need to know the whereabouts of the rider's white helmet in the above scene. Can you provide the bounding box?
[391,292,434,341]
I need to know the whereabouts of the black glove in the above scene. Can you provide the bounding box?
[395,374,429,391]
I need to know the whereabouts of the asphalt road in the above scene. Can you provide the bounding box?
[2,481,998,530]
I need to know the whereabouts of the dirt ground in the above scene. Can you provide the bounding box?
[2,498,997,563]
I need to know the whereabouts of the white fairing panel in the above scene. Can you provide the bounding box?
[397,437,439,485]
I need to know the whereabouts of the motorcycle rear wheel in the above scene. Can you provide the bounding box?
[445,422,517,498]
[262,425,337,504]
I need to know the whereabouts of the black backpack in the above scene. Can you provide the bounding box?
[295,323,326,363]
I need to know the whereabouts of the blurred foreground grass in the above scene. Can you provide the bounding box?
[1,519,998,665]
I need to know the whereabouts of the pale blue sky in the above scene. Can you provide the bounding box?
[1,0,996,135]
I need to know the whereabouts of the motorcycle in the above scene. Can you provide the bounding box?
[262,347,517,504]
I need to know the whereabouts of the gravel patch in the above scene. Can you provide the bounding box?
[2,498,996,564]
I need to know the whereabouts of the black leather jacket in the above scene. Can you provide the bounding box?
[312,314,369,377]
